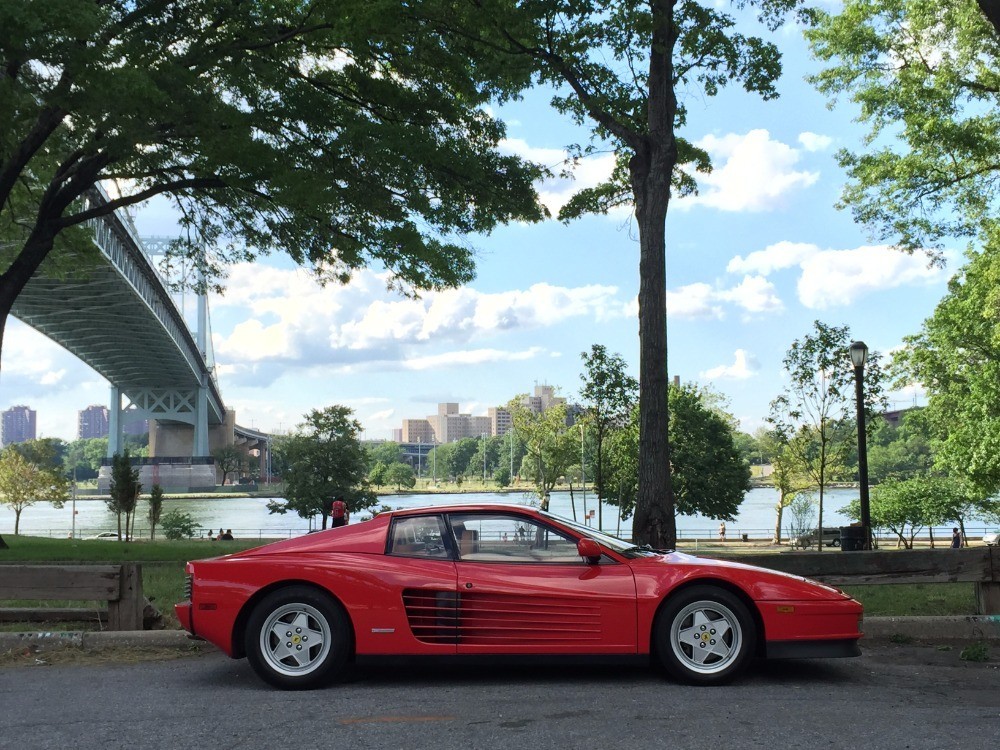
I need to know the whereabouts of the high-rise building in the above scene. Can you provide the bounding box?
[1,405,37,446]
[489,406,512,437]
[78,404,110,439]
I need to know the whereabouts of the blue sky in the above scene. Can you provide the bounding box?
[3,17,952,443]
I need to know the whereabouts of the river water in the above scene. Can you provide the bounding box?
[5,487,992,541]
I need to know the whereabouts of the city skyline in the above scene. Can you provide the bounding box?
[0,23,942,444]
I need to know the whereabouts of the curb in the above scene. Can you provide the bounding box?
[0,629,203,652]
[2,617,998,656]
[863,615,1000,641]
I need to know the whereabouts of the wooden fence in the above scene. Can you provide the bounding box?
[0,563,144,630]
[712,546,1000,615]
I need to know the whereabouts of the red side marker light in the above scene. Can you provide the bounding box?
[776,605,795,614]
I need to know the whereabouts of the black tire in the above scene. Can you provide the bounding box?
[832,538,841,547]
[245,585,351,690]
[653,586,756,686]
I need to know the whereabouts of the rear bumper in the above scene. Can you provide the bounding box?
[766,638,862,659]
[174,601,193,635]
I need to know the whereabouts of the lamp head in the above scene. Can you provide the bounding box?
[849,340,868,369]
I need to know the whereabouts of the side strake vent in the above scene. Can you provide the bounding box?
[403,590,602,646]
[403,590,459,644]
[459,592,601,646]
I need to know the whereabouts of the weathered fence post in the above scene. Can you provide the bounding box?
[108,563,144,630]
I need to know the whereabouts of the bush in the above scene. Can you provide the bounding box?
[161,510,198,540]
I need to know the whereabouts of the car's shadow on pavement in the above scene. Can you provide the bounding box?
[193,653,857,692]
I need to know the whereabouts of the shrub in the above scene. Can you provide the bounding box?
[161,510,198,540]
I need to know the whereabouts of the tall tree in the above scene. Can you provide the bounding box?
[769,321,885,550]
[756,427,809,544]
[0,0,545,371]
[420,0,799,548]
[213,445,244,486]
[807,0,1000,260]
[0,447,69,534]
[107,450,141,541]
[893,246,1000,496]
[147,483,164,540]
[268,406,376,529]
[604,384,751,529]
[506,394,576,508]
[579,344,638,529]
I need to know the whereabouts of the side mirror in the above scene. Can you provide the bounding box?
[577,538,602,564]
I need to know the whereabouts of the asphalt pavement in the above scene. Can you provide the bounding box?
[1,640,998,750]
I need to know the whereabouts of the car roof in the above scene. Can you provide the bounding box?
[386,503,544,518]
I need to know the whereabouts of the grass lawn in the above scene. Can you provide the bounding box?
[0,534,981,632]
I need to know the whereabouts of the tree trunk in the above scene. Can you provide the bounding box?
[14,509,21,535]
[773,490,785,545]
[630,0,679,550]
[977,0,1000,38]
[567,483,577,521]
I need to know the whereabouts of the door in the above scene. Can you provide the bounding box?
[448,512,638,655]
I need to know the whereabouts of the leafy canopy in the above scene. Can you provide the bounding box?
[0,0,546,312]
[807,0,1000,259]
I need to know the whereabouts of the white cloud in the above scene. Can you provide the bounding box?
[501,138,618,216]
[404,347,545,371]
[40,370,67,386]
[210,266,623,382]
[727,241,820,276]
[798,132,834,152]
[797,246,946,309]
[678,129,819,212]
[717,275,784,314]
[701,350,760,381]
[726,242,949,309]
[667,283,724,320]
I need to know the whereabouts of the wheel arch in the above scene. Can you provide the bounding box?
[651,577,766,660]
[231,580,355,660]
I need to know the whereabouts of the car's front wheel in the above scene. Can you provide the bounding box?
[654,586,756,686]
[245,586,351,690]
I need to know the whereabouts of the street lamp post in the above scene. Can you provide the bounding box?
[850,340,872,550]
[481,433,487,484]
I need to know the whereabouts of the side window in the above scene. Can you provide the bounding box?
[389,516,451,559]
[449,513,583,564]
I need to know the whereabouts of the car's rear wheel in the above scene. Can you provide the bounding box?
[245,586,350,690]
[654,586,756,686]
[831,538,841,547]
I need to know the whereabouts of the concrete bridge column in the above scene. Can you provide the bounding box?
[107,386,123,457]
[194,381,209,456]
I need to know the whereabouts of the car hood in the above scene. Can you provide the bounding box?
[645,551,854,601]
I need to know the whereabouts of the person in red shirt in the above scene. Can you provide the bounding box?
[330,497,348,528]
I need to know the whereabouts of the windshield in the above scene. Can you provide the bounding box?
[538,510,661,557]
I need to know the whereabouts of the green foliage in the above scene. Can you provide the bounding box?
[108,451,141,541]
[447,438,481,480]
[893,242,1000,497]
[603,384,751,522]
[769,321,886,543]
[160,510,199,541]
[0,445,70,534]
[64,438,107,480]
[367,442,403,466]
[494,465,512,488]
[507,394,577,506]
[268,406,376,527]
[368,461,389,489]
[867,411,935,483]
[0,0,547,384]
[668,384,752,521]
[786,493,817,541]
[148,484,164,541]
[807,0,1000,259]
[212,445,244,486]
[960,642,990,662]
[386,462,416,490]
[579,344,637,527]
[841,476,985,549]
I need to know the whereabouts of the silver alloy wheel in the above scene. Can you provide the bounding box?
[259,602,333,677]
[669,599,743,675]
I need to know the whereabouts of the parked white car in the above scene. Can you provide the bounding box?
[983,531,1000,547]
[85,531,119,541]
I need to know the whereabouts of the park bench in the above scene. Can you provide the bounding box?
[713,546,1000,615]
[0,563,145,630]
